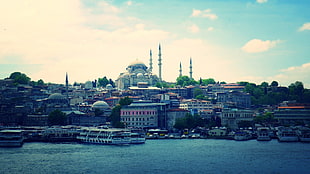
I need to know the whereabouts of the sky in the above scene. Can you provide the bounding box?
[0,0,309,88]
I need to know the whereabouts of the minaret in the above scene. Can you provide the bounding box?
[149,49,153,73]
[65,72,69,104]
[158,44,162,82]
[179,62,182,77]
[189,58,193,79]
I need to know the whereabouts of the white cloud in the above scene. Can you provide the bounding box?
[298,23,310,31]
[207,27,214,31]
[126,1,133,6]
[0,0,170,83]
[191,9,218,20]
[241,39,282,53]
[256,0,268,3]
[275,62,310,88]
[240,62,310,88]
[188,24,200,33]
[191,9,202,17]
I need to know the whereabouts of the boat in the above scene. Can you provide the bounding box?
[297,127,310,142]
[77,128,131,145]
[257,127,271,141]
[0,129,24,147]
[130,132,146,144]
[234,130,252,141]
[277,127,299,142]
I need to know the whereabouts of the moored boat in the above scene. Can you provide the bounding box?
[257,127,271,141]
[297,127,310,142]
[234,131,252,141]
[0,129,24,147]
[130,132,146,144]
[277,127,298,142]
[77,128,131,145]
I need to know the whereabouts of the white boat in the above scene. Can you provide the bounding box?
[0,129,24,147]
[130,132,146,144]
[297,127,310,142]
[277,127,298,142]
[77,128,131,145]
[257,127,271,141]
[234,131,252,141]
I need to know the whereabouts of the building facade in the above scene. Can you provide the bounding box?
[221,108,254,130]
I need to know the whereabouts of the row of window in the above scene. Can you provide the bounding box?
[122,116,155,122]
[222,113,253,118]
[121,111,156,115]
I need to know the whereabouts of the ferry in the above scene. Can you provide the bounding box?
[0,129,24,147]
[277,127,299,142]
[234,130,252,141]
[77,128,131,145]
[130,132,146,144]
[257,127,271,141]
[297,127,310,142]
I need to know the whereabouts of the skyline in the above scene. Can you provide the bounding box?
[0,0,309,87]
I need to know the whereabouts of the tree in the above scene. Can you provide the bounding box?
[9,72,31,85]
[109,78,115,87]
[260,82,268,88]
[271,81,278,87]
[201,78,216,86]
[176,76,197,87]
[289,81,304,102]
[193,88,203,98]
[37,79,45,86]
[48,109,67,126]
[119,97,133,106]
[98,76,109,87]
[110,97,133,128]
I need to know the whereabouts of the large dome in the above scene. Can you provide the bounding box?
[128,60,147,67]
[48,93,66,100]
[92,101,109,110]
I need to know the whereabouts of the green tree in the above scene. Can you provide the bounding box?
[9,72,31,85]
[174,117,187,130]
[201,78,216,86]
[176,76,197,87]
[260,82,269,88]
[110,97,133,128]
[193,88,203,98]
[271,81,278,87]
[289,81,304,102]
[119,96,133,106]
[98,76,109,87]
[37,79,45,86]
[48,109,67,126]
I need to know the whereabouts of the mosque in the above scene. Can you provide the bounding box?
[116,44,193,90]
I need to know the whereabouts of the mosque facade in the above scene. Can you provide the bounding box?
[115,59,159,89]
[115,44,193,89]
[116,45,163,90]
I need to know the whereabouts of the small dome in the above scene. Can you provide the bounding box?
[48,93,66,100]
[137,73,144,78]
[92,101,109,110]
[106,84,113,90]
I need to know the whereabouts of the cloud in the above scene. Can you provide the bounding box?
[298,23,310,31]
[275,62,310,88]
[207,27,214,31]
[191,9,218,20]
[0,0,170,83]
[241,39,282,53]
[126,1,133,6]
[240,62,310,88]
[256,0,268,3]
[188,24,200,33]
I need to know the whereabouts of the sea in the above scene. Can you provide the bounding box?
[0,139,309,174]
